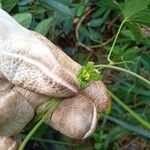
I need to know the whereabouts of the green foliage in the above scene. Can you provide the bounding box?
[41,0,72,16]
[35,18,54,36]
[0,1,2,8]
[76,3,85,17]
[13,12,32,28]
[1,0,19,12]
[104,115,150,138]
[122,0,150,20]
[77,61,101,88]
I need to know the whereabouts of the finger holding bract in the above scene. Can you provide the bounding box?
[32,31,110,112]
[37,80,110,139]
[35,74,110,139]
[33,30,111,138]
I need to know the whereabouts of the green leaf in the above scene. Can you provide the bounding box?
[126,22,141,40]
[63,17,73,34]
[101,0,122,10]
[104,127,129,148]
[1,0,19,12]
[121,29,136,40]
[13,13,32,28]
[88,18,104,27]
[103,115,150,138]
[129,9,150,27]
[141,54,150,73]
[0,1,2,8]
[77,61,101,88]
[42,0,72,16]
[88,27,101,41]
[122,0,150,19]
[79,27,89,39]
[92,7,107,18]
[76,3,85,17]
[35,18,54,36]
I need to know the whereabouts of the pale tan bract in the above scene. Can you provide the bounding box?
[0,8,110,148]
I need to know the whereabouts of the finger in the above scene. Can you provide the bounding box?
[0,9,79,97]
[84,81,111,113]
[0,77,13,96]
[37,94,98,139]
[31,31,81,75]
[12,86,48,110]
[0,136,19,150]
[0,90,34,136]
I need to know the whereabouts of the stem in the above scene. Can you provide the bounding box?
[108,90,150,129]
[107,19,127,64]
[75,8,94,52]
[26,137,77,146]
[91,36,115,48]
[95,64,150,86]
[19,98,61,150]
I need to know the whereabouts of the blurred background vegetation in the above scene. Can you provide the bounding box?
[0,0,150,149]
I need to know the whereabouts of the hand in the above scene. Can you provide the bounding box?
[0,8,110,149]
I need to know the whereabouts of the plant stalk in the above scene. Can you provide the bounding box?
[95,64,150,86]
[108,90,150,129]
[107,19,127,64]
[19,98,61,150]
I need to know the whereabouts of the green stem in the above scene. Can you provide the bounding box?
[107,19,127,64]
[25,137,77,146]
[19,98,61,150]
[95,64,150,86]
[108,90,150,129]
[91,36,115,48]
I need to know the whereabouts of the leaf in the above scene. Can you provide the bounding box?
[42,0,72,16]
[104,127,129,148]
[18,0,33,6]
[103,115,150,139]
[35,18,54,36]
[76,3,85,17]
[141,54,150,73]
[63,17,73,34]
[122,0,150,19]
[126,22,142,40]
[101,0,122,10]
[88,27,101,41]
[121,29,136,41]
[123,47,139,58]
[0,1,2,8]
[88,18,104,27]
[129,9,150,27]
[13,13,32,28]
[79,26,90,41]
[92,7,108,18]
[1,0,19,12]
[27,5,47,15]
